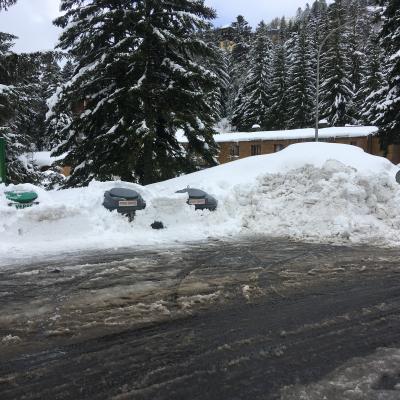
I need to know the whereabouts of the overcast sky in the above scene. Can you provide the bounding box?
[0,0,319,53]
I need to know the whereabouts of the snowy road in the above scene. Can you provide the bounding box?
[1,238,400,399]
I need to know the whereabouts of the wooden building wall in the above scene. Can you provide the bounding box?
[217,136,397,165]
[60,135,400,178]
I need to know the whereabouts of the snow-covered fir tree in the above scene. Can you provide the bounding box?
[22,53,62,151]
[287,23,316,128]
[308,0,329,66]
[360,30,385,125]
[207,45,230,122]
[0,33,39,183]
[319,0,355,126]
[375,0,400,148]
[232,21,273,131]
[46,60,74,150]
[200,27,230,122]
[227,16,253,120]
[53,0,219,187]
[267,26,290,130]
[0,32,15,129]
[0,0,16,10]
[61,60,74,82]
[346,0,371,121]
[11,53,42,152]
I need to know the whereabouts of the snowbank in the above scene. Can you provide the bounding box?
[150,142,395,196]
[1,143,400,262]
[281,347,400,399]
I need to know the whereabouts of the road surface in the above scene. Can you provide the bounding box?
[1,237,400,399]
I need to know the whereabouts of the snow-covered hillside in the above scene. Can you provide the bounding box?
[1,143,400,262]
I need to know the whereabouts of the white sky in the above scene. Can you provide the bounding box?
[0,0,320,53]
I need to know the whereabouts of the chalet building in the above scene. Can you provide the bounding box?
[210,127,400,165]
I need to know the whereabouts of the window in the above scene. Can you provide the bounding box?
[274,144,285,152]
[230,144,240,158]
[251,144,261,156]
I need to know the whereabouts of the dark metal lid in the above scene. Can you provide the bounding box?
[176,188,207,199]
[396,170,400,184]
[108,188,140,199]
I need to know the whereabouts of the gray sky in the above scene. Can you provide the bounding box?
[0,0,318,53]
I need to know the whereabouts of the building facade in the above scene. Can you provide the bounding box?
[213,127,400,165]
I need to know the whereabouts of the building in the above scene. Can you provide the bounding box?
[210,126,400,165]
[60,126,400,178]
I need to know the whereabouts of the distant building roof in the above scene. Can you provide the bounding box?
[176,126,378,144]
[214,126,378,143]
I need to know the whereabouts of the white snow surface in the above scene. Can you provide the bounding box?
[1,142,400,262]
[178,126,378,143]
[30,151,65,168]
[281,347,400,400]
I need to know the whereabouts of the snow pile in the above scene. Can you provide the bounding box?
[150,142,396,197]
[236,160,399,243]
[281,347,400,400]
[1,143,400,261]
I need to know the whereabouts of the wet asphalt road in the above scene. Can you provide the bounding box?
[1,237,400,399]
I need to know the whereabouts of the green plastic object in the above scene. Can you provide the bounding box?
[5,191,38,207]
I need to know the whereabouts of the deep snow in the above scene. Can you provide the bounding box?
[281,347,400,400]
[1,142,400,262]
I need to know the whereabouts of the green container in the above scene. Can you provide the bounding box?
[5,191,38,204]
[0,138,6,184]
[5,191,39,209]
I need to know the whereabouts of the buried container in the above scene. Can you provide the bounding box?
[176,188,218,211]
[103,188,146,220]
[5,191,39,209]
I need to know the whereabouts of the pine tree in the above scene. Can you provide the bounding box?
[0,0,16,10]
[0,33,39,183]
[200,27,230,122]
[279,17,290,43]
[12,53,42,152]
[21,53,62,152]
[46,59,75,150]
[0,32,15,128]
[360,31,385,125]
[232,22,273,131]
[287,24,316,128]
[375,0,400,147]
[309,0,329,51]
[61,60,74,82]
[227,16,252,120]
[46,60,74,150]
[319,0,354,126]
[346,0,371,122]
[54,0,219,187]
[207,45,230,122]
[268,29,289,130]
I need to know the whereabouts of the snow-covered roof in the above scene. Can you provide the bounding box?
[176,126,378,144]
[212,126,378,143]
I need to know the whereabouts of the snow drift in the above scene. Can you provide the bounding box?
[1,142,400,262]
